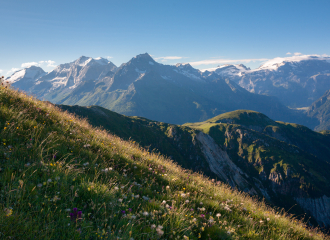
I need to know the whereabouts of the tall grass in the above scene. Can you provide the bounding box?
[0,85,327,239]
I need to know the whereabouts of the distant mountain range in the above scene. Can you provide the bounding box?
[6,53,320,128]
[206,55,330,108]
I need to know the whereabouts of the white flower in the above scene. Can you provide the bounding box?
[37,183,42,188]
[65,208,71,212]
[134,166,137,169]
[83,162,89,166]
[114,187,119,190]
[143,211,149,216]
[131,215,136,219]
[151,224,156,229]
[267,218,270,221]
[181,193,186,197]
[166,186,170,190]
[135,194,140,198]
[161,200,166,204]
[185,200,189,203]
[200,202,203,205]
[142,196,149,201]
[47,179,52,182]
[55,176,60,180]
[216,213,221,218]
[118,199,123,203]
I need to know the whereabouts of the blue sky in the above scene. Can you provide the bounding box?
[1,0,330,76]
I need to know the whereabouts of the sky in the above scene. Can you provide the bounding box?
[1,0,330,77]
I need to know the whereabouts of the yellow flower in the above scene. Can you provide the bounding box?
[4,208,13,217]
[4,127,6,130]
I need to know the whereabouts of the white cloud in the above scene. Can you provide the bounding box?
[20,60,57,69]
[106,56,113,59]
[43,60,56,67]
[188,58,269,66]
[294,52,302,56]
[0,69,3,74]
[286,52,292,55]
[154,56,186,62]
[21,62,39,68]
[7,68,20,75]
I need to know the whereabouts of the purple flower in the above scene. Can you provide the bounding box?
[129,208,132,212]
[70,208,82,221]
[201,214,205,218]
[121,210,126,214]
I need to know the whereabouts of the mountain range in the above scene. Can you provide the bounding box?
[207,55,330,108]
[6,53,325,129]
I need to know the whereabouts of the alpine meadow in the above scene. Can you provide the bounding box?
[2,1,330,239]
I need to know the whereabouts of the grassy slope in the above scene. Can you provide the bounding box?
[58,104,215,178]
[185,110,330,164]
[0,87,327,239]
[184,111,330,224]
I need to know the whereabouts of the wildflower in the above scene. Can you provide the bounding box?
[200,202,203,205]
[65,209,71,212]
[216,213,221,218]
[55,176,60,180]
[83,162,89,166]
[156,226,164,236]
[183,236,189,240]
[259,220,264,224]
[69,208,82,221]
[200,214,205,218]
[24,163,30,167]
[185,200,189,203]
[118,199,123,203]
[4,208,13,217]
[37,183,43,188]
[47,179,52,183]
[267,218,270,221]
[142,211,149,216]
[151,224,156,229]
[131,215,136,219]
[166,186,170,190]
[142,196,149,201]
[135,194,140,198]
[181,193,186,197]
[161,200,166,204]
[114,187,119,190]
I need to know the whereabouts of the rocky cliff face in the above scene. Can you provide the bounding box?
[195,132,256,193]
[295,196,330,227]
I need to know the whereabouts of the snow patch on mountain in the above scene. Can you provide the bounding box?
[254,55,330,72]
[6,66,46,84]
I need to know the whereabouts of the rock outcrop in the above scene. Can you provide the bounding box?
[295,195,330,227]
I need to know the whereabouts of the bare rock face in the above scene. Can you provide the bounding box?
[295,195,330,228]
[195,131,253,192]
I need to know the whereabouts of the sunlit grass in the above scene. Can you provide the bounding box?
[0,85,328,239]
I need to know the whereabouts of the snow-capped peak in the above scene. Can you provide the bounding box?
[6,66,46,84]
[256,55,330,71]
[73,56,111,67]
[94,57,110,65]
